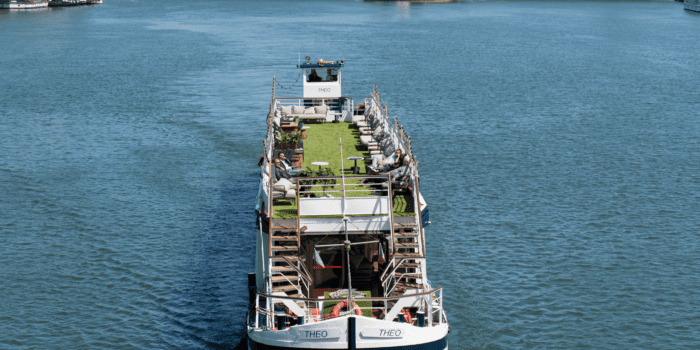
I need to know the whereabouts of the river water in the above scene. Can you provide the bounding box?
[1,1,699,349]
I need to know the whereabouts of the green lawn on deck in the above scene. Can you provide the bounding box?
[302,122,367,176]
[272,122,415,220]
[322,291,373,318]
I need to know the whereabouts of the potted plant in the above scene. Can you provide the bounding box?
[298,167,336,197]
[273,124,303,149]
[280,131,301,149]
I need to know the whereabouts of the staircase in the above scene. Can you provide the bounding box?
[269,225,306,298]
[384,221,425,297]
[393,222,422,258]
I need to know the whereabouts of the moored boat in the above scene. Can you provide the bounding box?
[249,57,448,350]
[0,0,48,9]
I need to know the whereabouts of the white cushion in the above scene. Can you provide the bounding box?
[273,178,293,192]
[281,105,293,115]
[360,135,374,145]
[273,117,281,127]
[285,189,296,198]
[293,105,305,114]
[304,107,315,115]
[384,144,395,158]
[315,105,328,114]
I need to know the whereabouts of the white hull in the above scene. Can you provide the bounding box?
[685,2,700,13]
[248,315,448,350]
[48,0,102,6]
[0,1,48,9]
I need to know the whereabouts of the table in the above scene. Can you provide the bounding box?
[311,161,328,171]
[281,122,298,135]
[347,157,364,174]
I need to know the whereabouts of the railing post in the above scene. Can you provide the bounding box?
[255,294,260,328]
[439,289,444,325]
[387,174,395,255]
[428,292,433,327]
[267,295,272,329]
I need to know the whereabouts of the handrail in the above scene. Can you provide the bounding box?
[295,256,314,285]
[299,183,388,188]
[379,256,397,282]
[256,286,442,302]
[299,188,388,193]
[381,258,406,284]
[274,97,339,100]
[271,271,303,295]
[280,256,312,284]
[299,175,389,180]
[385,272,411,298]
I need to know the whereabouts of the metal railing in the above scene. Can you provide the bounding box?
[298,175,390,198]
[269,256,313,297]
[380,257,411,296]
[250,287,446,331]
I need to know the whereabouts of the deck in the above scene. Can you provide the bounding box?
[272,122,415,219]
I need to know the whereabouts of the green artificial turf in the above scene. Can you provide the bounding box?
[322,291,372,317]
[392,193,415,217]
[301,122,367,175]
[271,122,416,219]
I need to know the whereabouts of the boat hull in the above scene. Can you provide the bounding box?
[685,2,700,13]
[248,337,447,350]
[0,1,48,9]
[248,315,448,350]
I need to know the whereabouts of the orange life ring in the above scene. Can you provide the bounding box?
[330,301,362,318]
[400,309,412,324]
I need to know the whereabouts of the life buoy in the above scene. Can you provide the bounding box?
[330,301,362,318]
[400,309,412,324]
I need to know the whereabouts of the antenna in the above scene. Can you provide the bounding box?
[340,138,353,308]
[339,138,347,217]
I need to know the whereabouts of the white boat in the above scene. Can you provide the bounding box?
[48,0,102,6]
[0,0,48,9]
[249,57,448,350]
[685,0,700,13]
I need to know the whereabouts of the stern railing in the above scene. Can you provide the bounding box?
[249,287,446,330]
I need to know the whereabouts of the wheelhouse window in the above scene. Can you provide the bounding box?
[306,68,338,83]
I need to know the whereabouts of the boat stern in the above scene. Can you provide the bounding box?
[248,315,448,350]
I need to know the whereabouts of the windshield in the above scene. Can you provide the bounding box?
[306,68,338,83]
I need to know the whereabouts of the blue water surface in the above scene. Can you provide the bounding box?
[1,1,699,349]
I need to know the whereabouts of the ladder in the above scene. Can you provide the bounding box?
[269,225,308,298]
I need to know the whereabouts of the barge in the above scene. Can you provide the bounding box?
[249,57,448,350]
